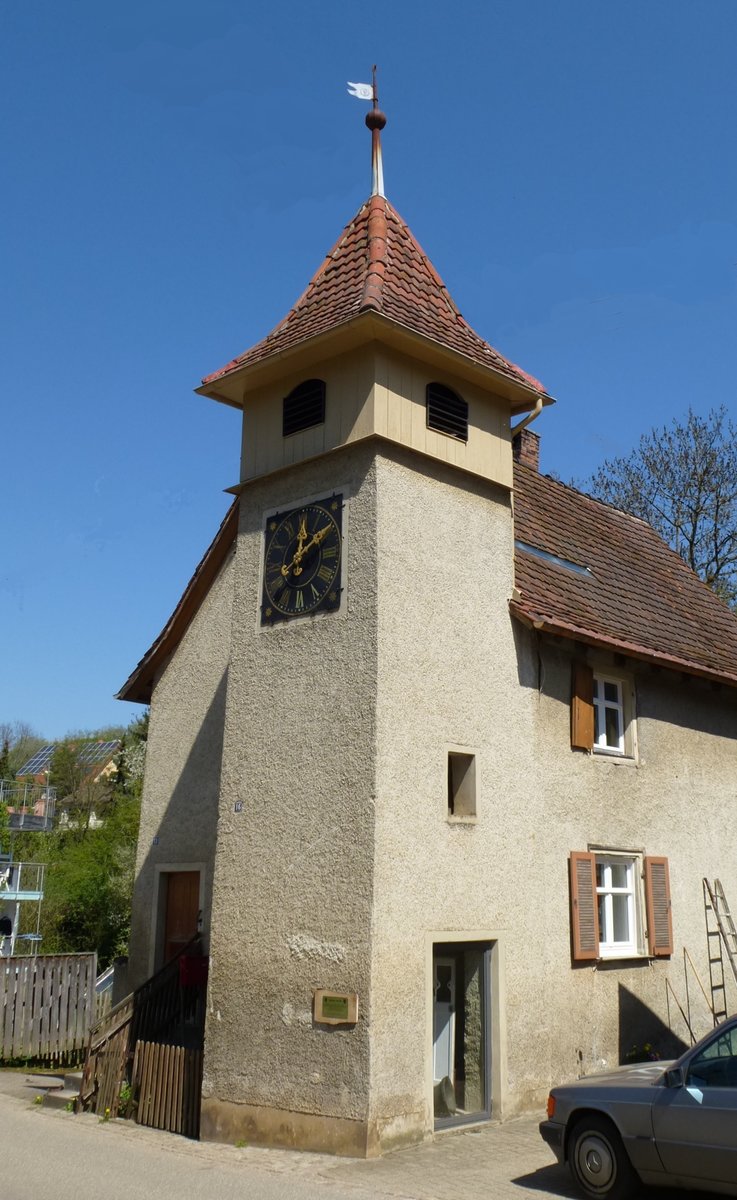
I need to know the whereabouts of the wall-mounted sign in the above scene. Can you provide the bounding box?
[313,988,359,1026]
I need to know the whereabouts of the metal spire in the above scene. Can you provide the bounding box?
[365,65,386,197]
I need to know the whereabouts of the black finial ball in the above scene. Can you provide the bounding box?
[365,109,387,131]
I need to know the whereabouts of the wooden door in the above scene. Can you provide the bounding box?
[163,871,200,964]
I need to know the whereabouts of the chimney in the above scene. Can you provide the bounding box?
[512,428,540,471]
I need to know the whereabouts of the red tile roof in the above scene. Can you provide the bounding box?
[512,463,737,686]
[202,196,549,397]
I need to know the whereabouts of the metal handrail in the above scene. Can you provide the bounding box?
[0,780,56,826]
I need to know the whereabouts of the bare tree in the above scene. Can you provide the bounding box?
[0,721,45,776]
[584,406,737,606]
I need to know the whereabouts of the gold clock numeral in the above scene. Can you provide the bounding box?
[322,546,337,560]
[283,520,295,539]
[310,583,320,600]
[317,565,333,583]
[294,590,304,611]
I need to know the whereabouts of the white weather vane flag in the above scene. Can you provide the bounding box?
[347,81,373,100]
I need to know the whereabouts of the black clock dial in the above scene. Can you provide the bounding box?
[261,495,342,624]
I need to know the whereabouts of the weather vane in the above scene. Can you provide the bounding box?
[347,66,386,198]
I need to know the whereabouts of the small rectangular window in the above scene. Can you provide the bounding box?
[427,383,468,442]
[283,379,326,437]
[448,752,476,819]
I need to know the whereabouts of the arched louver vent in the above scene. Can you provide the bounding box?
[426,383,468,442]
[283,379,326,437]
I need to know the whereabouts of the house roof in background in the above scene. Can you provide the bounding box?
[16,739,121,780]
[512,462,737,686]
[200,196,552,401]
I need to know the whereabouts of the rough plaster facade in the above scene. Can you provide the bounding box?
[128,549,234,986]
[127,381,737,1157]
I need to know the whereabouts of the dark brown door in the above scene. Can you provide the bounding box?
[163,871,200,963]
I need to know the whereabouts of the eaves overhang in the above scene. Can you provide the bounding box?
[195,310,556,416]
[510,600,737,691]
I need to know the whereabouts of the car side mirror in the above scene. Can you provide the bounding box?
[665,1067,684,1089]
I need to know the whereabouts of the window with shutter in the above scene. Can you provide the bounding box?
[569,850,671,963]
[571,662,637,759]
[283,379,326,437]
[426,383,468,442]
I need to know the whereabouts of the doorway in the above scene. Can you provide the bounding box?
[161,870,200,966]
[432,942,492,1127]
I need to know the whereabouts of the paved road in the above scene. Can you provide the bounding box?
[1,1087,575,1200]
[0,1081,711,1200]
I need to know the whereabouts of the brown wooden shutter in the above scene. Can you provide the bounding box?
[571,662,594,750]
[644,856,673,957]
[569,851,599,961]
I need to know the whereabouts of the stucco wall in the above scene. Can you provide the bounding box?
[201,442,380,1149]
[369,449,542,1141]
[523,635,737,1088]
[127,548,234,988]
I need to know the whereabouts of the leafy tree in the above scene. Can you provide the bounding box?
[584,406,737,605]
[12,713,147,968]
[0,737,10,781]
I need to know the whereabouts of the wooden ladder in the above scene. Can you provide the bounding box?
[703,878,737,1024]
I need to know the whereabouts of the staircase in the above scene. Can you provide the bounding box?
[77,937,207,1136]
[40,1070,84,1110]
[703,878,737,1024]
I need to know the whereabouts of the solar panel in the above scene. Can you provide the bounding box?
[16,746,55,776]
[16,740,121,778]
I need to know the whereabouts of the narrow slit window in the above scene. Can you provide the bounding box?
[448,752,476,819]
[283,379,326,438]
[427,383,468,442]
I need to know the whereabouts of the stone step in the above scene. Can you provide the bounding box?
[64,1070,83,1093]
[42,1087,79,1111]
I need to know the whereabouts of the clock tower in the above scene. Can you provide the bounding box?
[194,107,551,1154]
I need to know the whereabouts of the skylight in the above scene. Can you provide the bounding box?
[515,540,592,577]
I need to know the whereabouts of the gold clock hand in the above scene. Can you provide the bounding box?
[284,523,332,577]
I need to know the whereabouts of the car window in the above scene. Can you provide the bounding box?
[687,1027,737,1088]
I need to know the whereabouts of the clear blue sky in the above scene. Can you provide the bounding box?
[3,1,736,740]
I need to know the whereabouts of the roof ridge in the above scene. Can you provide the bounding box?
[514,460,655,530]
[359,195,387,312]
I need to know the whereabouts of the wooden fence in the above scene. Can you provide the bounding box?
[132,1041,202,1138]
[1,953,97,1063]
[79,937,207,1137]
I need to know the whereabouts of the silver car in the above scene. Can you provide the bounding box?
[540,1014,737,1198]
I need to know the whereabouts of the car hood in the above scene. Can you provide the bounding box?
[558,1061,674,1090]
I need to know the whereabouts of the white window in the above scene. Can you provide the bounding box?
[593,674,625,755]
[595,853,641,958]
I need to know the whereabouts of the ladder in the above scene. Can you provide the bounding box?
[703,878,737,1024]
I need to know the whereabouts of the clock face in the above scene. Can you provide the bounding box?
[261,495,343,624]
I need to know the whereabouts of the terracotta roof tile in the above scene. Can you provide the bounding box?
[512,463,737,685]
[203,196,549,396]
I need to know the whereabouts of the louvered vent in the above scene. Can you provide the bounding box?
[283,379,326,437]
[426,383,468,441]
